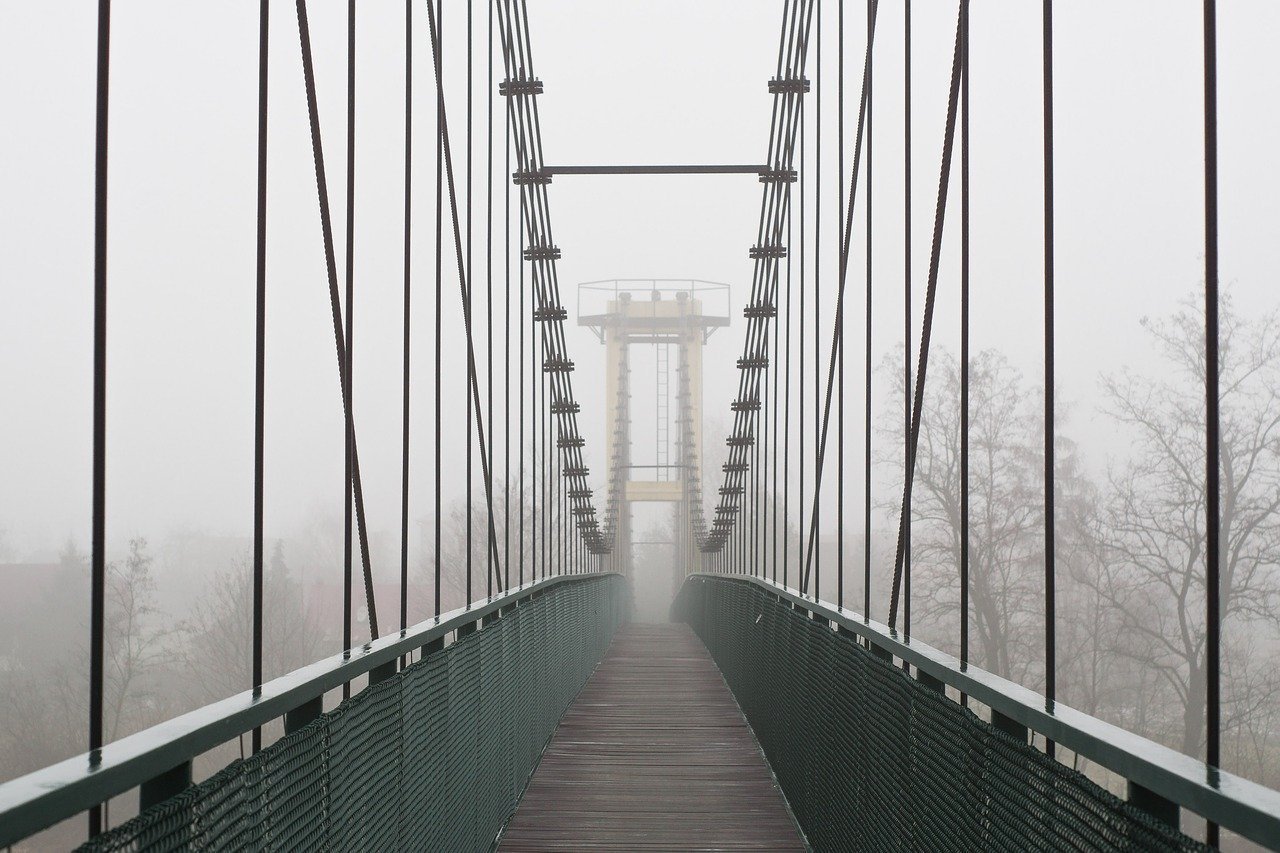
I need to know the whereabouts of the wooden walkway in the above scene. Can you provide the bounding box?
[499,623,806,851]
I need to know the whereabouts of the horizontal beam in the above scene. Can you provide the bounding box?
[0,573,619,848]
[684,574,1280,851]
[543,164,767,176]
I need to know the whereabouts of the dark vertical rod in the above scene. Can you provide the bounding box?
[401,0,413,637]
[1042,0,1056,756]
[783,177,793,590]
[1203,0,1221,845]
[343,0,356,688]
[89,0,111,838]
[542,361,548,577]
[466,0,474,607]
[252,0,269,755]
[886,1,963,631]
[433,0,444,618]
[959,0,970,677]
[902,0,912,636]
[501,0,511,592]
[864,0,873,618]
[815,0,822,599]
[296,0,378,643]
[485,0,495,600]
[799,100,806,591]
[530,217,537,582]
[519,192,525,586]
[837,0,845,610]
[773,257,781,583]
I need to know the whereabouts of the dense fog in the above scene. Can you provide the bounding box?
[2,3,1279,844]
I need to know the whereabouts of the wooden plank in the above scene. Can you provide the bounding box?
[500,623,806,851]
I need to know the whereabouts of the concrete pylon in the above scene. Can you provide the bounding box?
[581,282,728,582]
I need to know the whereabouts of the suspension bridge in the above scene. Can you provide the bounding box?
[1,0,1279,850]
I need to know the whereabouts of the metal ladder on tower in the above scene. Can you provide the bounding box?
[656,341,670,481]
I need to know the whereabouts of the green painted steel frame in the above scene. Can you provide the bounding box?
[678,574,1280,851]
[0,572,624,848]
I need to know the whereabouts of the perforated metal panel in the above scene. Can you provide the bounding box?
[676,577,1210,853]
[80,576,625,853]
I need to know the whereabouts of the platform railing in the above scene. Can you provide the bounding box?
[675,573,1280,851]
[0,572,627,849]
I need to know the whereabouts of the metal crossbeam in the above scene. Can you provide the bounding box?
[542,164,768,176]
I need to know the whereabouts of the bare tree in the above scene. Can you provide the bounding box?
[1087,292,1280,760]
[104,538,170,740]
[887,349,1075,684]
[177,541,323,708]
[0,538,168,780]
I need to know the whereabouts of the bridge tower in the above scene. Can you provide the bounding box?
[580,282,728,593]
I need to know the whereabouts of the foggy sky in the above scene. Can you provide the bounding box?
[2,0,1278,587]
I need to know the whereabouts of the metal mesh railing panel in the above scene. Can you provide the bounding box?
[79,576,623,853]
[398,647,449,848]
[328,675,403,852]
[676,577,1210,853]
[259,718,327,850]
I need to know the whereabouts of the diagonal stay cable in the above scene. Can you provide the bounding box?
[803,3,962,611]
[496,0,615,555]
[698,0,813,554]
[885,5,965,629]
[296,0,379,638]
[424,0,506,593]
[796,0,881,594]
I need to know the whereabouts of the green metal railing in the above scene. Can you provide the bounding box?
[0,573,626,851]
[675,574,1280,852]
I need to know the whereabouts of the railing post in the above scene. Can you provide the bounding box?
[868,641,893,664]
[917,669,945,693]
[139,761,191,811]
[284,695,323,735]
[991,709,1029,744]
[1127,782,1180,831]
[369,659,398,685]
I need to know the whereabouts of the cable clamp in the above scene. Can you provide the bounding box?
[737,355,769,370]
[743,301,777,318]
[534,306,568,322]
[550,400,580,414]
[499,78,544,96]
[758,168,798,184]
[512,168,552,185]
[749,244,787,260]
[542,357,575,373]
[523,244,562,261]
[768,76,810,94]
[731,398,761,412]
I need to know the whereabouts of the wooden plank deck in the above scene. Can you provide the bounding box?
[499,623,806,851]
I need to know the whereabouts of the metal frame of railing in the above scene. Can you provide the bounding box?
[681,573,1280,851]
[0,572,620,848]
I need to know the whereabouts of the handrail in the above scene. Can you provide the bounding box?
[685,573,1280,850]
[0,572,619,848]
